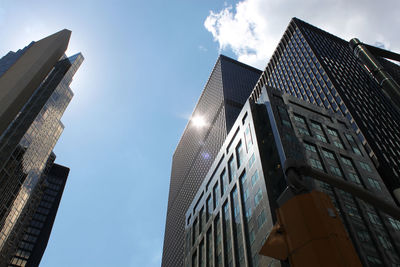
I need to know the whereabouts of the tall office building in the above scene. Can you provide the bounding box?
[8,162,70,267]
[185,86,400,267]
[0,30,83,266]
[254,17,400,202]
[162,55,262,267]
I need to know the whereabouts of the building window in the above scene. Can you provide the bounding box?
[327,127,338,137]
[368,178,382,191]
[345,133,354,142]
[341,157,353,167]
[310,121,322,130]
[378,235,393,250]
[333,140,344,149]
[360,162,372,172]
[254,187,263,206]
[389,217,400,231]
[192,219,198,245]
[199,241,204,267]
[322,149,335,160]
[213,183,219,209]
[310,158,324,170]
[206,229,213,266]
[206,196,213,220]
[236,142,244,168]
[245,125,253,148]
[330,166,342,177]
[248,153,255,168]
[367,212,382,226]
[257,210,266,229]
[228,156,236,181]
[345,204,361,219]
[282,119,292,128]
[316,133,327,143]
[357,230,371,242]
[304,142,317,152]
[352,146,362,155]
[293,114,306,124]
[348,173,360,184]
[366,256,383,265]
[221,170,228,194]
[249,229,255,244]
[298,127,310,136]
[251,170,259,186]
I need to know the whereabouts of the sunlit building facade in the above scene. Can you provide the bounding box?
[254,17,400,202]
[162,55,261,267]
[185,86,400,267]
[0,30,83,266]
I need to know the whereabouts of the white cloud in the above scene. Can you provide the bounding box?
[204,0,400,69]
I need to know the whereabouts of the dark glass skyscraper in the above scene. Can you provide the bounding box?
[253,17,400,203]
[162,55,261,267]
[184,86,400,267]
[0,30,83,266]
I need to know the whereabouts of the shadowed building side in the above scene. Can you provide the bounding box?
[162,55,261,267]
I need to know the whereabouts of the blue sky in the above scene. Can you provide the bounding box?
[0,0,398,266]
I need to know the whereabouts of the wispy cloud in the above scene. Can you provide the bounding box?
[198,45,208,52]
[204,0,400,69]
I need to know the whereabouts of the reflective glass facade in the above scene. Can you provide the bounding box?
[8,163,69,267]
[185,86,400,266]
[162,56,261,267]
[253,17,400,200]
[0,33,83,265]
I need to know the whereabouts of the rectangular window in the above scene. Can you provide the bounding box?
[322,149,335,160]
[249,229,255,244]
[293,114,305,123]
[199,241,204,267]
[310,121,322,130]
[254,187,263,206]
[341,157,353,167]
[298,127,310,136]
[378,235,393,250]
[245,125,253,148]
[389,217,400,231]
[251,170,259,186]
[327,127,338,137]
[330,166,342,177]
[228,156,236,181]
[213,183,219,209]
[352,146,362,155]
[345,133,354,142]
[207,196,213,220]
[360,162,372,172]
[221,170,228,194]
[257,210,266,229]
[348,173,360,184]
[199,208,204,234]
[192,219,198,245]
[357,230,371,242]
[206,229,213,267]
[316,133,327,143]
[282,119,292,128]
[304,142,317,152]
[248,153,255,168]
[368,178,382,191]
[333,140,344,149]
[236,142,244,167]
[367,212,382,226]
[345,204,361,219]
[366,256,383,265]
[310,158,324,170]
